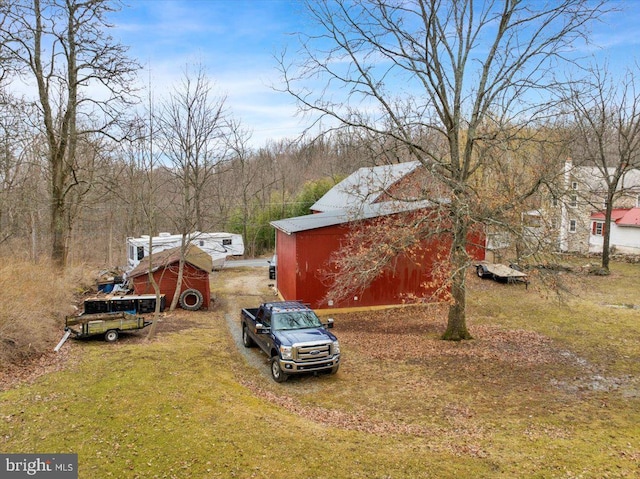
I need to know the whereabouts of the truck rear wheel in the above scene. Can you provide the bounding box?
[242,325,255,348]
[105,330,119,342]
[270,357,288,383]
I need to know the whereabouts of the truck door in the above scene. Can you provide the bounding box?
[256,309,272,353]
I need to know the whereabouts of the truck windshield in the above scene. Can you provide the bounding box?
[271,311,322,331]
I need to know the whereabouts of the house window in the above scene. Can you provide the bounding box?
[551,218,558,229]
[569,220,577,233]
[569,194,577,208]
[592,222,604,236]
[551,196,558,207]
[571,181,578,190]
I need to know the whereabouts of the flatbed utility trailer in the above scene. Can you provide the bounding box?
[64,311,152,343]
[475,262,529,288]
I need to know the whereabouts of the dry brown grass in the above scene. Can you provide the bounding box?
[0,257,93,371]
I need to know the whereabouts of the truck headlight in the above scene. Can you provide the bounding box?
[279,345,293,360]
[333,340,340,354]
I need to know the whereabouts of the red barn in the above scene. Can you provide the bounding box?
[270,162,485,310]
[127,245,212,310]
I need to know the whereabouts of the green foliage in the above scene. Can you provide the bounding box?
[288,177,336,217]
[226,177,337,256]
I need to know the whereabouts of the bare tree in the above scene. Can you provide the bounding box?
[280,0,606,340]
[564,65,640,273]
[158,64,228,310]
[0,0,138,266]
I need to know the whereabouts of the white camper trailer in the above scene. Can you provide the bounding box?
[126,232,244,271]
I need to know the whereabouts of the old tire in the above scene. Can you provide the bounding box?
[270,356,288,383]
[179,289,204,311]
[242,325,255,348]
[105,330,119,342]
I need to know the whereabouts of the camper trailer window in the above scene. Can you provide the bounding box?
[137,246,144,260]
[199,240,205,246]
[223,239,232,246]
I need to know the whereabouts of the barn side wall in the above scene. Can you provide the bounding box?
[275,230,298,301]
[276,216,486,310]
[132,263,211,309]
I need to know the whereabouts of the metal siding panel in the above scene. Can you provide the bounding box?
[277,209,486,310]
[275,230,298,301]
[295,225,345,309]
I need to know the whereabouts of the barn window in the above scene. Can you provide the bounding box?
[569,220,577,233]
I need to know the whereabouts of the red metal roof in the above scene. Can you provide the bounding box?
[590,207,640,227]
[618,207,640,227]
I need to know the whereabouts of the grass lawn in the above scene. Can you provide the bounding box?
[1,261,639,478]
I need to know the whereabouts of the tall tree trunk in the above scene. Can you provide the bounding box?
[442,210,473,341]
[601,191,616,272]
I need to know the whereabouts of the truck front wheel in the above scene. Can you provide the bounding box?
[242,325,255,348]
[270,357,288,383]
[105,330,119,342]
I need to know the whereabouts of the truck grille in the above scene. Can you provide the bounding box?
[294,342,332,362]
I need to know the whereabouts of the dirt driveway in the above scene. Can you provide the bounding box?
[215,267,277,379]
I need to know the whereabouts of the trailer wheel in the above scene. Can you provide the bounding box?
[179,289,204,311]
[105,330,119,342]
[270,356,288,383]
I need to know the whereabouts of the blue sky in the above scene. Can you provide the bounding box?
[111,0,308,148]
[110,0,640,149]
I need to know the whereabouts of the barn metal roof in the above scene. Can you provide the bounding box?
[310,161,421,212]
[271,200,434,235]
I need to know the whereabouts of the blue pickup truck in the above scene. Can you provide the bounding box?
[240,301,341,382]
